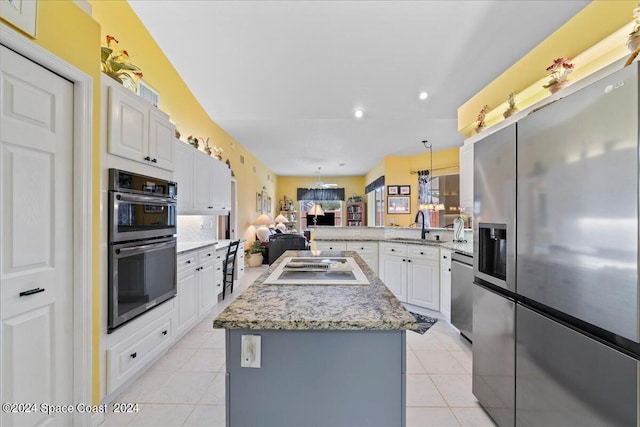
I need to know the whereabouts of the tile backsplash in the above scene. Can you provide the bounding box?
[177,215,217,242]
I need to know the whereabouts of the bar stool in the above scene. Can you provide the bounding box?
[222,240,240,300]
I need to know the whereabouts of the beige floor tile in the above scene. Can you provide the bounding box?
[432,332,472,352]
[407,331,446,350]
[100,403,145,427]
[406,374,447,407]
[173,330,209,349]
[451,407,497,426]
[148,372,215,404]
[125,404,194,427]
[415,350,468,374]
[199,373,226,405]
[406,407,461,427]
[199,329,226,349]
[430,374,479,407]
[149,347,196,372]
[406,349,427,374]
[115,368,171,404]
[183,405,226,427]
[182,348,226,372]
[450,350,473,374]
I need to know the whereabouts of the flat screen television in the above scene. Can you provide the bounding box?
[307,212,335,226]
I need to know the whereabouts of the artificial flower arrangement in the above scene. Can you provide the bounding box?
[101,35,143,92]
[628,1,640,51]
[503,92,517,118]
[543,57,574,93]
[187,135,199,149]
[475,104,489,133]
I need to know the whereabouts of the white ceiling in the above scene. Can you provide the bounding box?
[129,0,589,177]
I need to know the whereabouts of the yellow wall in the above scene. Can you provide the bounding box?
[383,147,459,227]
[458,1,637,136]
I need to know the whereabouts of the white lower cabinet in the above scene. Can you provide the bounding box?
[176,245,219,340]
[346,241,378,275]
[440,249,452,322]
[315,240,379,274]
[379,242,440,310]
[105,307,174,395]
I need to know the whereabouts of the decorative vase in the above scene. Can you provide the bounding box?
[248,253,263,267]
[474,125,484,134]
[628,33,640,53]
[548,80,570,94]
[503,108,517,119]
[215,155,223,161]
[204,147,212,156]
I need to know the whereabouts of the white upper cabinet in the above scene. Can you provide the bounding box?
[459,142,474,210]
[106,80,175,171]
[175,140,231,214]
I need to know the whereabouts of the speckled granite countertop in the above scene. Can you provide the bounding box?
[177,239,246,254]
[314,237,473,256]
[213,250,418,331]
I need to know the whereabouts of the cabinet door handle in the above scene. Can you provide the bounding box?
[443,255,447,259]
[19,287,45,297]
[186,260,191,264]
[408,259,412,263]
[420,251,424,255]
[162,330,168,336]
[391,249,395,252]
[402,259,406,262]
[448,268,451,272]
[144,156,151,161]
[207,253,212,257]
[130,352,137,359]
[151,158,157,163]
[360,247,364,250]
[208,206,213,209]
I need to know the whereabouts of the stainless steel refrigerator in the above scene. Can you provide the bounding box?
[473,62,639,426]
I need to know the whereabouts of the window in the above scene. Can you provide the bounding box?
[368,186,385,226]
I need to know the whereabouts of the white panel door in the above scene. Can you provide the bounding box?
[379,255,407,302]
[198,260,216,317]
[107,85,148,162]
[148,108,175,171]
[407,258,440,310]
[174,141,194,212]
[0,45,74,427]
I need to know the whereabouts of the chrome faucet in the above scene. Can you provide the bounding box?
[415,210,428,239]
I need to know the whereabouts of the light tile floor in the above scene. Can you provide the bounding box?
[102,265,496,427]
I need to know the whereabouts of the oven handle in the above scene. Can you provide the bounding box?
[114,192,176,205]
[115,240,176,255]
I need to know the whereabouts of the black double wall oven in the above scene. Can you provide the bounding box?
[108,169,178,332]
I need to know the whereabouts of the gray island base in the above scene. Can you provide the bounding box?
[214,250,417,427]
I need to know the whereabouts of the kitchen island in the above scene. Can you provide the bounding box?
[214,250,417,427]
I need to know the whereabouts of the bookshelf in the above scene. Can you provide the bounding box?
[345,202,367,227]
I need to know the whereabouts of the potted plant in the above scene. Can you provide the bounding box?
[246,240,264,267]
[543,57,574,94]
[100,35,143,92]
[503,92,518,118]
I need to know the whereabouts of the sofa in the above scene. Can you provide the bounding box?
[267,233,308,264]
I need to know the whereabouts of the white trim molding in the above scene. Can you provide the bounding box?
[1,23,94,426]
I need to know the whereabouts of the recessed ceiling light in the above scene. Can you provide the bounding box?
[354,109,364,119]
[419,91,429,100]
[339,162,346,167]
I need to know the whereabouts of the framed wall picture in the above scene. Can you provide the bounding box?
[387,185,398,195]
[387,196,411,214]
[1,0,38,38]
[262,190,268,213]
[267,197,272,213]
[256,192,262,213]
[399,185,411,195]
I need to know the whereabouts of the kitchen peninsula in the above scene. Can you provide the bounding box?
[214,250,417,427]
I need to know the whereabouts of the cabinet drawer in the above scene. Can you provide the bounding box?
[407,245,438,260]
[177,252,197,272]
[106,315,173,394]
[440,249,452,266]
[346,241,378,254]
[316,241,347,251]
[214,248,226,262]
[198,245,216,262]
[380,243,407,257]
